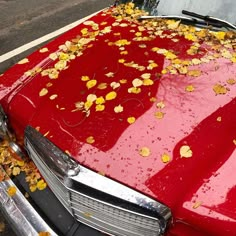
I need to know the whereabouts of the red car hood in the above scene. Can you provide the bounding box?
[1,6,236,235]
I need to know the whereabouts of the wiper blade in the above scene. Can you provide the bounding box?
[138,15,223,28]
[182,10,236,30]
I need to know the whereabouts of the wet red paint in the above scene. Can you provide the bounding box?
[0,8,236,236]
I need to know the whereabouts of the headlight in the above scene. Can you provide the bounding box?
[25,126,172,236]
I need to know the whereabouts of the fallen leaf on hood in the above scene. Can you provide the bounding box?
[86,136,95,144]
[127,117,136,124]
[18,58,29,64]
[161,153,171,163]
[185,85,195,92]
[139,147,151,157]
[39,88,48,97]
[39,48,49,53]
[155,111,164,119]
[193,201,202,209]
[105,91,117,100]
[180,145,193,158]
[114,105,123,113]
[86,80,97,89]
[213,84,228,95]
[167,20,180,30]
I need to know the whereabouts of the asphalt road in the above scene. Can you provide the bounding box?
[0,0,114,235]
[0,0,114,73]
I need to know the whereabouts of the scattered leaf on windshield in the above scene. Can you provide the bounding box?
[139,147,151,157]
[180,145,193,158]
[18,58,29,64]
[7,186,17,197]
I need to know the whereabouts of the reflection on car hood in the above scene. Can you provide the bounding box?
[1,5,236,235]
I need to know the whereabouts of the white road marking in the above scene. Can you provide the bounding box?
[0,11,100,63]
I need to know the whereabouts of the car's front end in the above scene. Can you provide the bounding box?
[0,1,236,235]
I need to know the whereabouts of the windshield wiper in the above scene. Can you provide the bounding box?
[182,10,236,30]
[138,15,223,28]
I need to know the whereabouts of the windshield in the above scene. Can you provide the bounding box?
[120,0,236,25]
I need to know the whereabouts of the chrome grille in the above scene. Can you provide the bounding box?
[25,126,171,236]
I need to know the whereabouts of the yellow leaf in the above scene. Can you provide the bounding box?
[132,78,143,87]
[156,101,165,109]
[17,160,25,167]
[213,84,228,95]
[87,94,97,102]
[81,76,90,81]
[227,78,236,85]
[49,53,58,61]
[147,62,158,70]
[185,33,197,41]
[54,60,67,70]
[180,145,193,158]
[84,101,93,110]
[105,91,117,100]
[97,83,107,90]
[143,79,154,86]
[110,82,120,89]
[118,59,126,63]
[96,96,105,105]
[114,105,123,113]
[167,20,180,30]
[139,147,151,157]
[164,51,177,60]
[155,111,164,119]
[38,232,50,236]
[187,70,201,77]
[161,153,171,163]
[217,116,222,122]
[221,49,232,59]
[231,57,236,63]
[18,58,29,64]
[81,28,88,36]
[86,80,97,89]
[191,58,201,65]
[12,167,21,176]
[233,139,236,145]
[7,186,17,197]
[39,48,49,53]
[215,31,226,40]
[185,85,195,92]
[128,87,141,94]
[37,179,47,191]
[120,79,127,84]
[39,88,48,97]
[95,104,105,111]
[86,136,95,144]
[141,73,151,79]
[50,94,58,100]
[193,201,202,209]
[127,117,136,124]
[105,72,114,78]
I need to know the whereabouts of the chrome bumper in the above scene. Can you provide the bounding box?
[0,167,57,236]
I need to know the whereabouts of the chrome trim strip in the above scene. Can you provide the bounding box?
[0,167,57,236]
[25,125,172,235]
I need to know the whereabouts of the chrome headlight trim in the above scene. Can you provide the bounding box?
[25,125,172,236]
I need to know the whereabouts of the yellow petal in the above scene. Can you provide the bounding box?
[37,179,47,191]
[180,145,193,158]
[96,96,105,105]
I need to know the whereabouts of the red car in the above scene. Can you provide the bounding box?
[0,1,236,235]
